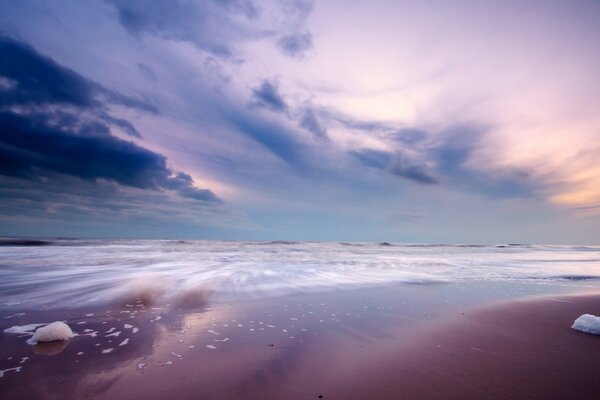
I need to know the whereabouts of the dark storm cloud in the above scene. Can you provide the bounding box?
[0,35,221,204]
[0,111,220,202]
[251,79,288,113]
[96,113,141,138]
[162,172,221,202]
[0,35,157,127]
[0,36,95,107]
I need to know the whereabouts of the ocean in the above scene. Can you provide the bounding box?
[1,239,599,309]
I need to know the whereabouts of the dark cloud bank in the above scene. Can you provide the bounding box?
[0,35,221,227]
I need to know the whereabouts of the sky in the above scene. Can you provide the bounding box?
[1,0,599,243]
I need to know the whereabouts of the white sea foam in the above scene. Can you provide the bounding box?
[1,241,600,308]
[4,323,46,335]
[572,314,600,335]
[0,366,21,378]
[27,322,74,344]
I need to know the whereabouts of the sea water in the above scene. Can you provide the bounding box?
[1,239,599,309]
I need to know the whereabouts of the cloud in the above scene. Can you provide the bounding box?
[224,107,305,167]
[351,149,438,184]
[0,111,219,203]
[387,152,439,184]
[392,128,427,145]
[108,0,242,60]
[427,125,533,197]
[389,210,423,222]
[347,120,534,194]
[0,36,95,108]
[137,63,157,82]
[277,31,312,58]
[162,172,220,202]
[298,108,327,138]
[350,149,391,170]
[106,0,314,60]
[0,35,156,113]
[251,79,288,113]
[276,0,314,58]
[0,35,221,209]
[330,111,392,133]
[0,174,246,236]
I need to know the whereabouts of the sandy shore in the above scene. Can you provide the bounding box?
[1,284,599,399]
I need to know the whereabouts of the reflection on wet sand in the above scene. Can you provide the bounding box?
[33,340,70,356]
[0,297,203,399]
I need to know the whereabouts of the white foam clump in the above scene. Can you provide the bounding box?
[572,314,600,335]
[28,321,74,344]
[4,323,46,334]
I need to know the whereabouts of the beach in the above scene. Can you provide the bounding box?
[2,281,600,399]
[2,241,600,399]
[2,1,599,397]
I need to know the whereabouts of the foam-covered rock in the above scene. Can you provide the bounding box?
[29,321,74,344]
[571,314,600,335]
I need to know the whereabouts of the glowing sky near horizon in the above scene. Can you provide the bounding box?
[0,0,599,243]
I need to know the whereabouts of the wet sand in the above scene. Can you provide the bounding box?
[1,283,599,399]
[332,293,600,400]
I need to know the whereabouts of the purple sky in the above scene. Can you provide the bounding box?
[1,0,599,243]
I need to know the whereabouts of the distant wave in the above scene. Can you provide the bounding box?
[0,239,55,246]
[553,275,600,281]
[401,243,492,248]
[251,240,300,245]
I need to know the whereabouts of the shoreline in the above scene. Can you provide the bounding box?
[2,285,600,399]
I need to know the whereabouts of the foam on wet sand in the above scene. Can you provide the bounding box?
[28,322,74,344]
[572,314,600,335]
